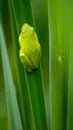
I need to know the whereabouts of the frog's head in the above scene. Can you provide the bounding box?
[19,23,37,47]
[21,23,35,38]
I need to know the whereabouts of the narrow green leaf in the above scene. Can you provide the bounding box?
[10,0,48,129]
[0,16,23,130]
[8,1,35,129]
[25,69,48,130]
[67,34,73,130]
[30,1,49,123]
[0,61,8,130]
[67,1,73,130]
[48,0,69,130]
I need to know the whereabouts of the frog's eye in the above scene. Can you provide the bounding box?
[21,29,26,34]
[21,29,24,33]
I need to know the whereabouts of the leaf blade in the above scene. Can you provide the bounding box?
[0,16,23,130]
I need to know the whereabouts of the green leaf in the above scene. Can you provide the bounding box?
[0,15,23,130]
[67,34,73,130]
[48,0,69,130]
[30,1,49,122]
[67,1,73,130]
[8,1,35,129]
[9,0,48,129]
